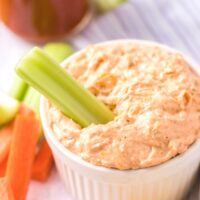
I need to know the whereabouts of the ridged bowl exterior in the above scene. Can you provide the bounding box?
[48,138,200,200]
[40,40,200,200]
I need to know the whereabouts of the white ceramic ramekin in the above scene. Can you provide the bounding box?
[40,40,200,200]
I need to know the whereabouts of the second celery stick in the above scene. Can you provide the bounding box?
[43,43,74,63]
[23,87,41,119]
[9,75,29,101]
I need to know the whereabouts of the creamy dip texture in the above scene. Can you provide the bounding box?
[47,42,200,170]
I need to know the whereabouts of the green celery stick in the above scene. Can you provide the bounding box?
[9,75,29,101]
[9,43,74,102]
[23,87,41,119]
[96,0,127,12]
[23,43,75,141]
[23,42,74,113]
[44,43,74,63]
[0,92,20,126]
[16,47,114,127]
[23,87,44,141]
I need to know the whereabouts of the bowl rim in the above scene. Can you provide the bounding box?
[40,39,200,177]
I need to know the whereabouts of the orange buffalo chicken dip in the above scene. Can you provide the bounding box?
[46,42,200,170]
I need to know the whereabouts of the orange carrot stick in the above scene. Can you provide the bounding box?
[18,103,34,117]
[6,114,40,200]
[32,140,54,182]
[0,142,54,180]
[19,104,43,138]
[0,178,14,200]
[0,157,8,177]
[0,123,13,164]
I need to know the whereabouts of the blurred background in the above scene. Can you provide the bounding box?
[0,0,199,199]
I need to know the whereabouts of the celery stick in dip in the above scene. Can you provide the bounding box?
[16,47,114,127]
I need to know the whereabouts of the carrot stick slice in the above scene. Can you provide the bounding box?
[6,114,40,200]
[0,142,54,180]
[0,105,33,178]
[18,103,34,117]
[0,156,8,177]
[0,178,14,200]
[0,123,13,164]
[32,140,54,182]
